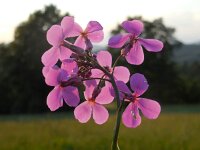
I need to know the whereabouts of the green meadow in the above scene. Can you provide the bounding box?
[0,105,200,150]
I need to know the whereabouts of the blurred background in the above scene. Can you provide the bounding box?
[0,0,200,150]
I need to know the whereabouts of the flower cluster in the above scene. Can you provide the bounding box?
[41,16,163,128]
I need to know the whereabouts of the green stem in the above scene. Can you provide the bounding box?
[82,77,110,82]
[110,76,124,150]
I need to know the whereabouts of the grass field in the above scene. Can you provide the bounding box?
[0,105,200,150]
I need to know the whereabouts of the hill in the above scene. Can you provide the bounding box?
[173,44,200,64]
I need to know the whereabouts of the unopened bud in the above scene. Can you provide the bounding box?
[85,37,93,51]
[121,44,132,56]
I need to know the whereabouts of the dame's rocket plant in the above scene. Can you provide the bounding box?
[41,16,163,150]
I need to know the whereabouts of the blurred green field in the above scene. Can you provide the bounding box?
[0,105,200,150]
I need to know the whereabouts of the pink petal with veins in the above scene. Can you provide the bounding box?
[47,25,63,46]
[47,86,63,111]
[92,103,109,125]
[74,101,92,123]
[96,51,112,67]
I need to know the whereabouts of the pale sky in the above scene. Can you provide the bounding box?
[0,0,200,44]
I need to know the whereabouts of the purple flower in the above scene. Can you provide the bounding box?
[41,16,74,67]
[91,51,130,83]
[108,20,163,65]
[45,59,80,111]
[116,73,161,128]
[69,21,104,49]
[74,80,113,124]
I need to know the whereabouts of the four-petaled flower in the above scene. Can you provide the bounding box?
[70,21,104,49]
[45,59,80,111]
[116,73,161,128]
[91,51,130,83]
[41,16,74,67]
[108,20,164,65]
[74,80,114,124]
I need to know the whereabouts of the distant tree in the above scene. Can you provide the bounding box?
[177,61,200,104]
[0,5,71,113]
[109,16,183,104]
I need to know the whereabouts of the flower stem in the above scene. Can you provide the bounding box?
[111,102,124,150]
[82,77,111,82]
[110,76,124,150]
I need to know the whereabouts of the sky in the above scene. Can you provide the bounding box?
[0,0,200,44]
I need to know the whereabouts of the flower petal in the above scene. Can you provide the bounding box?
[68,22,83,37]
[84,80,97,100]
[61,16,74,36]
[91,69,104,78]
[96,51,112,67]
[130,73,149,96]
[122,103,141,128]
[138,98,161,119]
[122,20,144,36]
[47,86,63,111]
[61,59,78,74]
[42,66,60,78]
[110,81,131,100]
[57,69,69,83]
[59,46,72,60]
[42,66,50,78]
[113,81,131,100]
[45,67,60,86]
[95,83,114,104]
[74,101,92,123]
[138,38,163,52]
[41,47,59,67]
[74,36,86,49]
[62,86,80,107]
[108,34,130,48]
[113,66,130,83]
[125,42,144,65]
[116,81,132,95]
[47,25,63,46]
[87,30,104,42]
[85,21,103,33]
[92,104,109,125]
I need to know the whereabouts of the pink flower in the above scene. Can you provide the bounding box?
[69,21,104,49]
[74,80,113,124]
[108,20,163,65]
[91,51,130,83]
[41,16,74,67]
[116,73,161,128]
[45,59,80,111]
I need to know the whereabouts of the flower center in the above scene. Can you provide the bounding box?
[124,93,138,102]
[81,32,88,37]
[132,94,138,102]
[60,81,69,87]
[88,98,95,105]
[130,35,138,45]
